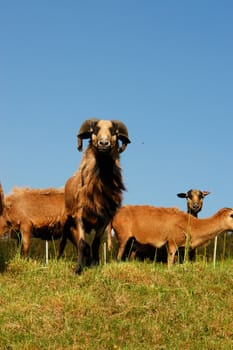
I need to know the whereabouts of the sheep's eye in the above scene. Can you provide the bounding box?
[93,126,99,135]
[110,126,117,135]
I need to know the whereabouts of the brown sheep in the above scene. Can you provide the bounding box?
[64,118,130,274]
[118,189,211,263]
[0,184,67,257]
[111,205,233,267]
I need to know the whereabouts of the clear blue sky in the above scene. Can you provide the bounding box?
[1,1,233,217]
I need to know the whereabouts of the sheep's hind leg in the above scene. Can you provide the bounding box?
[117,238,129,261]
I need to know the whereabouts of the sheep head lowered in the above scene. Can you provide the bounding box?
[64,118,131,274]
[0,184,67,257]
[177,189,210,217]
[112,205,233,268]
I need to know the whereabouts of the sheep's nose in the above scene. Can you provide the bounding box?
[98,139,111,148]
[192,203,199,209]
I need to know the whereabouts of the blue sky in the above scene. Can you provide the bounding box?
[1,1,233,217]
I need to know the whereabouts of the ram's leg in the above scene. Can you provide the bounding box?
[73,236,82,274]
[58,234,67,259]
[73,219,90,275]
[58,217,74,258]
[107,224,112,252]
[92,235,100,265]
[75,238,87,274]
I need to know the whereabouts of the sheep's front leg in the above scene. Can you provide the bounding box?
[20,223,32,257]
[75,238,85,274]
[92,235,100,265]
[58,218,75,258]
[167,242,177,269]
[74,218,92,274]
[74,218,85,275]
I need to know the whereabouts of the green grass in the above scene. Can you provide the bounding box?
[0,257,233,350]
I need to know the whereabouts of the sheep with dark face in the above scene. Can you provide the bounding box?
[63,119,130,274]
[177,189,210,261]
[177,189,211,217]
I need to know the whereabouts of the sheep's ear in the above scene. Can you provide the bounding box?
[77,118,99,151]
[203,191,211,197]
[112,120,131,153]
[177,192,187,198]
[0,183,4,215]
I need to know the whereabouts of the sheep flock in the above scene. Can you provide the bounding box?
[1,119,233,274]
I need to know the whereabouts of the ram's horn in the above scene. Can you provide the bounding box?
[112,120,131,153]
[77,118,99,151]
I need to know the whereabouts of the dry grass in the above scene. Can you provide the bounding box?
[0,257,233,349]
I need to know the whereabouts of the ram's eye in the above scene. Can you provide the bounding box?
[93,126,99,135]
[110,126,117,135]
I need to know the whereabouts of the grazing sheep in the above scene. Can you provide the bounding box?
[110,189,211,263]
[64,118,130,274]
[177,189,210,261]
[0,184,66,257]
[112,205,233,267]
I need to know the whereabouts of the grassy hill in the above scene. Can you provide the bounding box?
[0,256,232,349]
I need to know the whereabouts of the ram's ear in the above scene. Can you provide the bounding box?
[0,183,5,215]
[112,120,131,153]
[77,118,99,151]
[177,192,187,198]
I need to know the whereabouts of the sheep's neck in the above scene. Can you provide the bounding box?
[188,215,225,248]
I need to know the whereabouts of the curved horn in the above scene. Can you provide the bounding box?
[0,183,4,215]
[112,120,131,153]
[77,118,99,151]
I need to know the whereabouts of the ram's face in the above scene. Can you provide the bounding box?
[92,120,117,153]
[77,118,130,153]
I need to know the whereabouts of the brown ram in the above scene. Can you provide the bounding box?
[111,205,233,267]
[63,118,130,274]
[0,184,67,257]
